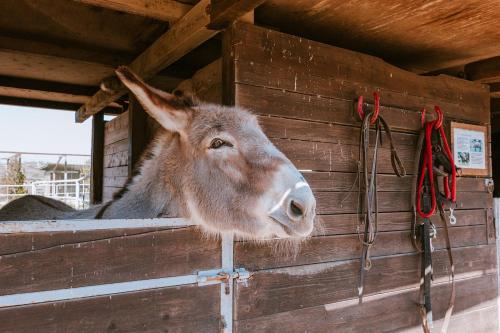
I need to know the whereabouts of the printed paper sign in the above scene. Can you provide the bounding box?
[453,128,485,169]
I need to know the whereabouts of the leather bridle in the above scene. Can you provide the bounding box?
[357,93,406,303]
[412,106,457,333]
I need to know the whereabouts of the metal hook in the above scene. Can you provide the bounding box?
[449,208,457,225]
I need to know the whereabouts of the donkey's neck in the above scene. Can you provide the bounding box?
[101,132,185,219]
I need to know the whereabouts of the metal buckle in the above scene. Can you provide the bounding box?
[449,208,457,225]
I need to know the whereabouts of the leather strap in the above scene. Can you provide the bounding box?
[357,110,406,303]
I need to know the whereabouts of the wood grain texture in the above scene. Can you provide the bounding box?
[0,283,221,333]
[235,245,497,320]
[0,227,218,294]
[75,0,191,22]
[235,224,489,271]
[230,22,490,124]
[256,0,500,73]
[236,273,498,332]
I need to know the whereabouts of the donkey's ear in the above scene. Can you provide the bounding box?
[116,66,192,133]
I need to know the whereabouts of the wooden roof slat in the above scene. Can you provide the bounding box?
[0,48,115,86]
[465,56,500,83]
[74,0,191,22]
[75,0,262,122]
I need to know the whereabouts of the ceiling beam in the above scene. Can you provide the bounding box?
[0,96,122,115]
[0,48,116,86]
[74,0,191,22]
[75,0,263,122]
[209,0,264,29]
[465,56,500,83]
[490,83,500,98]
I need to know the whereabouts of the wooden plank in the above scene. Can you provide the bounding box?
[490,83,500,98]
[236,224,489,271]
[103,150,129,168]
[209,0,267,29]
[0,75,101,104]
[0,48,115,86]
[103,186,121,201]
[466,56,500,83]
[303,171,490,193]
[229,22,490,124]
[128,95,150,176]
[75,0,191,22]
[272,137,493,177]
[0,228,161,256]
[176,59,222,104]
[103,166,128,178]
[0,95,121,114]
[259,115,419,146]
[103,175,128,188]
[76,0,265,122]
[313,209,488,237]
[235,273,498,333]
[104,138,128,156]
[234,245,497,320]
[0,283,220,333]
[91,112,105,204]
[104,111,129,145]
[0,227,219,294]
[272,137,416,174]
[75,0,214,122]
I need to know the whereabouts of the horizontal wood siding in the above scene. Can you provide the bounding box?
[0,283,221,333]
[103,111,129,201]
[228,22,496,332]
[0,227,219,295]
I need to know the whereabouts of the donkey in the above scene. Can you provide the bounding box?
[0,67,316,240]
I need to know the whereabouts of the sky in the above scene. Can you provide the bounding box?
[0,105,92,164]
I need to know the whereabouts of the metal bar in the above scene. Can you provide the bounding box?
[494,198,500,331]
[221,233,234,333]
[0,218,193,234]
[0,151,90,157]
[0,274,198,308]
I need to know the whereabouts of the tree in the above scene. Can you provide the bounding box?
[5,155,27,195]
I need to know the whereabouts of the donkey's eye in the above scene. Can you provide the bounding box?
[209,138,232,149]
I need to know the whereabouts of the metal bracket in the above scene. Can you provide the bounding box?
[485,178,494,193]
[197,268,250,287]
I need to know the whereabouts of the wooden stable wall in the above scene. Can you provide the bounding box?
[0,224,223,331]
[224,22,497,332]
[103,111,129,202]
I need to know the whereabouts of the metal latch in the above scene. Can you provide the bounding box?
[197,268,250,287]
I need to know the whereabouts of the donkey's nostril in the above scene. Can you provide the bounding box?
[290,200,304,217]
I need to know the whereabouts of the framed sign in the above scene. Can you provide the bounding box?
[450,122,489,176]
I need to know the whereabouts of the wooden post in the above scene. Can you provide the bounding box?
[90,112,104,204]
[222,25,236,107]
[128,95,149,177]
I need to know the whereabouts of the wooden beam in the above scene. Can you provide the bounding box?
[128,95,149,176]
[465,56,500,83]
[76,0,261,122]
[0,48,115,86]
[0,36,132,67]
[209,0,264,29]
[0,96,122,114]
[91,112,105,204]
[490,83,500,98]
[74,0,191,22]
[0,76,96,104]
[175,59,222,104]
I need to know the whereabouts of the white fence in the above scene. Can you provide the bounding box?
[0,177,90,209]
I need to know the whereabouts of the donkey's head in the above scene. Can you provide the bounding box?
[116,67,316,240]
